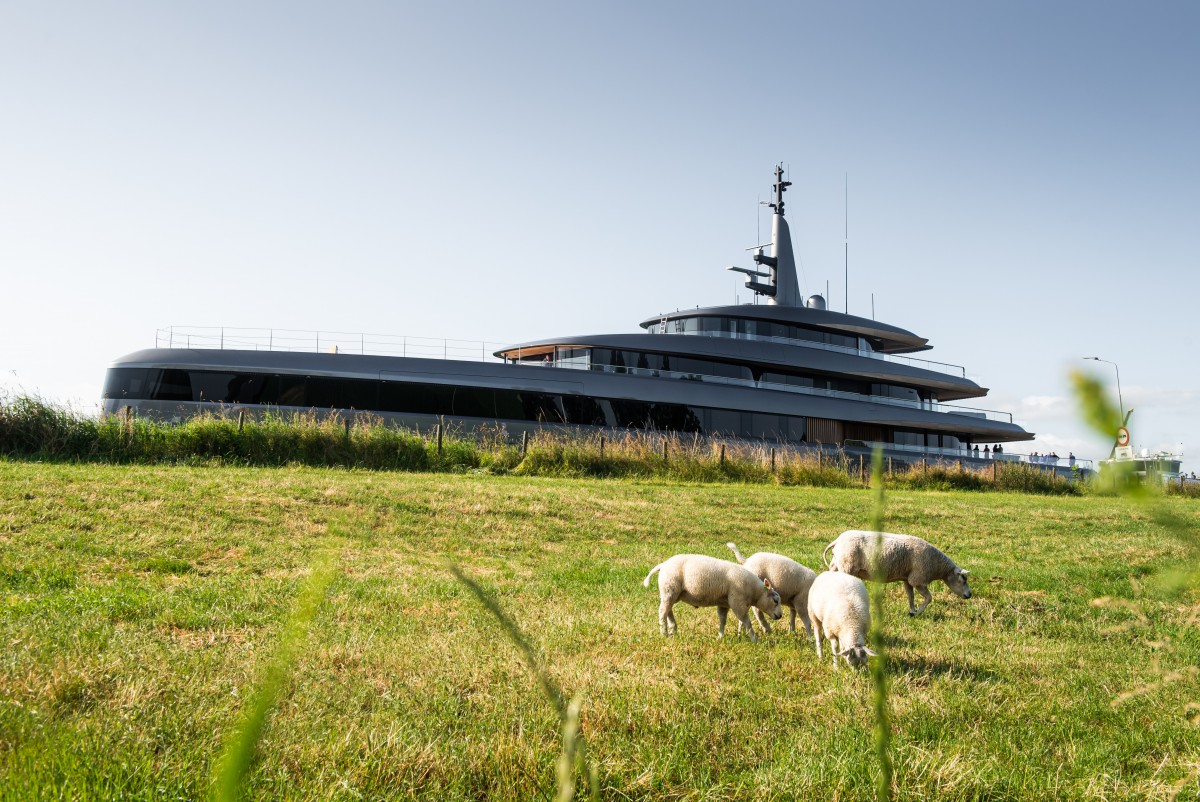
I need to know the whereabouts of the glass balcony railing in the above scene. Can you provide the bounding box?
[659,328,968,378]
[527,359,1015,424]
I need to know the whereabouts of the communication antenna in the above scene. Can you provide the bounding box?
[844,173,849,314]
[871,292,875,320]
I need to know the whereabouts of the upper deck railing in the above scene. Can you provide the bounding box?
[156,326,510,363]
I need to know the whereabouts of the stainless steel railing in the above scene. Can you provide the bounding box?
[156,326,510,363]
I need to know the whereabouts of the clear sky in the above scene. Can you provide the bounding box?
[2,2,1196,466]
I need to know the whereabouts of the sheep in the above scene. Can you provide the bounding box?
[643,554,783,642]
[823,529,972,616]
[726,542,817,636]
[806,571,876,669]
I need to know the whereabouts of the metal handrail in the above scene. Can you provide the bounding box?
[156,326,510,363]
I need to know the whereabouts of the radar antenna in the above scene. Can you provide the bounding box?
[767,164,792,217]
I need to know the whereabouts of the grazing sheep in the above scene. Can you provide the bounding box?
[823,529,972,616]
[643,554,783,642]
[726,542,817,636]
[807,571,876,669]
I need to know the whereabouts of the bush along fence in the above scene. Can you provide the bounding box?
[0,394,1096,494]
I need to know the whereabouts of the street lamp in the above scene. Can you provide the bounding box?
[1083,356,1123,414]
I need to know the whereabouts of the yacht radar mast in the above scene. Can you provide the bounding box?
[727,166,803,307]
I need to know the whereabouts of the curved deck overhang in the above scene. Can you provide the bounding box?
[638,304,930,354]
[107,348,1032,442]
[494,332,985,401]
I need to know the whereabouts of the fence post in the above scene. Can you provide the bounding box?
[720,443,726,465]
[922,459,927,474]
[599,435,604,458]
[238,409,246,433]
[521,430,528,457]
[888,457,893,477]
[859,455,865,484]
[121,405,133,446]
[992,462,997,482]
[343,417,351,438]
[436,423,443,456]
[957,459,962,472]
[662,437,668,464]
[770,447,776,472]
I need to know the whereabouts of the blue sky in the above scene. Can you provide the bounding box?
[2,2,1196,465]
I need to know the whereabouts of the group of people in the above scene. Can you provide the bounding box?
[966,445,1077,467]
[1028,451,1074,466]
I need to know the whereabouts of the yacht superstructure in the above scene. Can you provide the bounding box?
[102,167,1034,461]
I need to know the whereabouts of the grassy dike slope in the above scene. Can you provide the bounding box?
[1,462,1197,801]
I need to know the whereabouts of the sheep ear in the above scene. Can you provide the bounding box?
[864,646,878,657]
[763,579,772,589]
[835,647,851,656]
[959,569,970,576]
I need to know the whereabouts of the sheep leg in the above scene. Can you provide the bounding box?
[752,607,772,634]
[659,597,676,636]
[812,619,824,658]
[914,585,933,615]
[716,606,729,639]
[904,582,918,616]
[798,609,813,638]
[829,635,841,669]
[734,605,759,643]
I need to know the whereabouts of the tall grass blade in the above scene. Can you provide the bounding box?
[209,557,337,802]
[449,564,599,802]
[867,447,893,802]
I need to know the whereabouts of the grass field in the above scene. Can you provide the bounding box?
[1,461,1198,800]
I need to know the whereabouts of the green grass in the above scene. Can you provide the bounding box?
[1,461,1198,800]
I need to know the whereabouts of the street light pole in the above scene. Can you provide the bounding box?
[1083,356,1124,414]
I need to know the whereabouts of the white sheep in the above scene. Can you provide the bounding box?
[726,542,817,636]
[643,554,783,642]
[823,529,972,616]
[806,571,876,669]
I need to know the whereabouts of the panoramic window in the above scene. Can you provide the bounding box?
[103,367,824,443]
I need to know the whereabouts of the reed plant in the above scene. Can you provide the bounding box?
[0,392,1167,497]
[1071,371,1200,799]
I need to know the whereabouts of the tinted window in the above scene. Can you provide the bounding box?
[749,413,781,439]
[610,399,651,428]
[649,403,701,433]
[102,368,150,399]
[707,408,741,435]
[453,386,495,418]
[521,392,565,423]
[341,378,378,410]
[273,375,307,407]
[152,369,193,401]
[562,395,608,426]
[306,377,340,408]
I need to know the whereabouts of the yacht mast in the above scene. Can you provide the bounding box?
[735,166,803,306]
